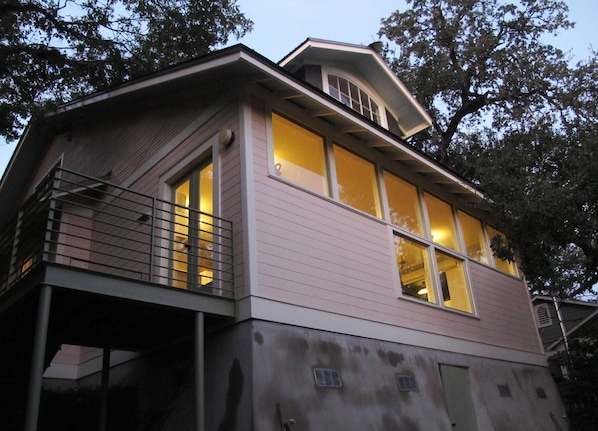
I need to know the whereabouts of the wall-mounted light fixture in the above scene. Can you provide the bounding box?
[218,128,235,147]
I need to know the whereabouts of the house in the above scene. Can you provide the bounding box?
[0,38,567,430]
[532,295,598,355]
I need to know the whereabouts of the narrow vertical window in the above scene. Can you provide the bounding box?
[458,211,489,264]
[425,193,458,251]
[272,113,329,195]
[435,251,472,312]
[172,161,214,290]
[395,235,436,304]
[384,171,423,236]
[333,145,381,217]
[487,226,518,275]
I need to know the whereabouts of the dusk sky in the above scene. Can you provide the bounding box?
[1,0,596,177]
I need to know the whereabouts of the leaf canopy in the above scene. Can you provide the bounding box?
[0,0,253,140]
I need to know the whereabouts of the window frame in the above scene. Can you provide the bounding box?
[270,111,331,196]
[322,67,388,128]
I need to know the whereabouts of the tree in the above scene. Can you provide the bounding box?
[379,0,571,163]
[0,0,253,141]
[379,0,598,298]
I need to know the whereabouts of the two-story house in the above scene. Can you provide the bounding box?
[0,39,567,430]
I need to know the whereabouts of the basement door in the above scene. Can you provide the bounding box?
[439,364,478,431]
[172,161,214,290]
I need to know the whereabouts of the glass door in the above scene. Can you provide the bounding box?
[172,161,214,289]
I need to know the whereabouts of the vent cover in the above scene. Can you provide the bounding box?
[536,387,547,399]
[535,304,552,328]
[313,368,342,388]
[396,374,418,392]
[498,384,511,397]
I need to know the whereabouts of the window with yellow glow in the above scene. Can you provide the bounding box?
[487,226,518,275]
[435,251,472,312]
[458,211,489,264]
[384,171,423,236]
[272,113,329,195]
[333,145,381,217]
[395,235,436,304]
[425,193,458,251]
[172,161,214,290]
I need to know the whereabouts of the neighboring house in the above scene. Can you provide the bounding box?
[532,295,598,357]
[0,39,567,430]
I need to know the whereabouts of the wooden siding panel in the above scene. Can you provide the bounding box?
[249,99,541,354]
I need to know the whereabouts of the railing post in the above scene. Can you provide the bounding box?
[149,197,156,283]
[42,168,62,263]
[8,209,24,286]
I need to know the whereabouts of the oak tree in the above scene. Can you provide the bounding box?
[380,0,597,298]
[1,0,253,141]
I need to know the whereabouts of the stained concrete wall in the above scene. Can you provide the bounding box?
[249,320,568,431]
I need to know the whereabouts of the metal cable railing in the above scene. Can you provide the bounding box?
[0,167,234,297]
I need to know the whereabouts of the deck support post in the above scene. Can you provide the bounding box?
[24,285,52,431]
[99,347,111,431]
[195,311,205,431]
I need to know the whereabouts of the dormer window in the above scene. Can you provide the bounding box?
[327,74,382,125]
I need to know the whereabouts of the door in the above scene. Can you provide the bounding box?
[439,364,478,431]
[172,161,214,289]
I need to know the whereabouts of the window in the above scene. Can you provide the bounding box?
[272,113,329,195]
[487,225,518,275]
[435,251,471,313]
[327,74,382,125]
[458,211,489,264]
[395,235,436,304]
[425,193,458,251]
[384,171,424,236]
[269,109,522,314]
[172,161,214,289]
[333,145,381,217]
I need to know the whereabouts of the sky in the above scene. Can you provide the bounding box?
[1,0,597,178]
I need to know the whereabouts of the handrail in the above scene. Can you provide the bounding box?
[0,167,234,298]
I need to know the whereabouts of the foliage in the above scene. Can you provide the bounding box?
[554,330,598,430]
[0,0,253,141]
[379,0,597,298]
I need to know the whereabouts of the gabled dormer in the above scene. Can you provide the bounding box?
[279,38,432,139]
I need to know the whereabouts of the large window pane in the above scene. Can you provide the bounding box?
[333,145,381,217]
[425,193,458,251]
[435,251,472,313]
[272,113,329,195]
[384,171,423,235]
[395,236,436,304]
[458,211,489,264]
[487,226,518,275]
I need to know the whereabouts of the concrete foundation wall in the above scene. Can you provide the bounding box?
[250,320,568,431]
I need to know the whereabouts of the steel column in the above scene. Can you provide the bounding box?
[24,285,52,431]
[99,347,111,431]
[195,312,205,431]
